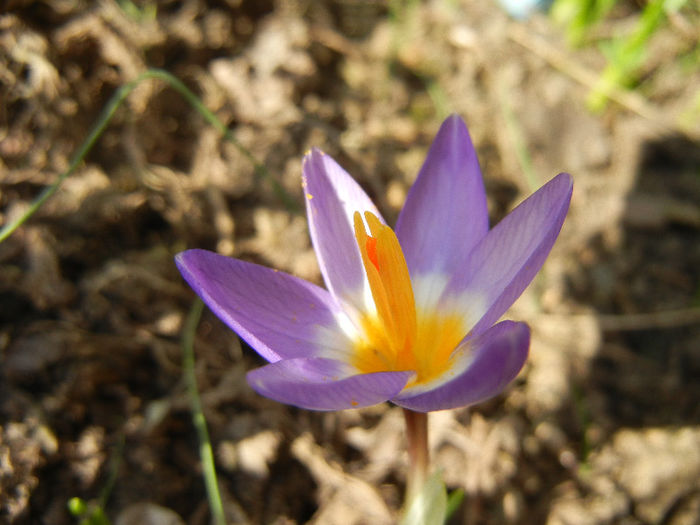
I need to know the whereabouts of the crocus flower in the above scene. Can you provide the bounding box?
[176,115,572,412]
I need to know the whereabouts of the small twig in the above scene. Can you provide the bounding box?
[540,308,700,331]
[595,308,700,332]
[508,24,697,140]
[309,24,361,57]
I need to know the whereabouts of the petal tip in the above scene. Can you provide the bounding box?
[550,172,574,198]
[437,113,471,141]
[174,248,201,272]
[443,112,467,129]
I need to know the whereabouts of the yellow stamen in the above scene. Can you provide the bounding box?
[352,212,465,384]
[354,212,416,364]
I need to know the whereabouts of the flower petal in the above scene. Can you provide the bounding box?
[396,115,489,277]
[393,321,529,412]
[303,149,384,312]
[247,357,413,410]
[452,172,573,335]
[175,249,347,362]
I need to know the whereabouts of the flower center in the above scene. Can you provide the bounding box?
[352,211,465,384]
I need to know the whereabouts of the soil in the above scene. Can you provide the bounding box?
[1,1,699,524]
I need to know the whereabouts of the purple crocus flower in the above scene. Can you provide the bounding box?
[176,115,572,412]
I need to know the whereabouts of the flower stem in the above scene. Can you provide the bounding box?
[403,408,429,502]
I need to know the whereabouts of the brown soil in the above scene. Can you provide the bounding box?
[1,1,699,524]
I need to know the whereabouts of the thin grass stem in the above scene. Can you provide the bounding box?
[99,433,125,511]
[0,68,297,244]
[0,66,297,522]
[182,298,226,525]
[498,85,539,193]
[0,75,136,243]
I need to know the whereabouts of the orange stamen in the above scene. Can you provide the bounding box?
[366,236,379,271]
[352,211,466,384]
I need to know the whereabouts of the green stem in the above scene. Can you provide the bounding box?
[0,68,296,244]
[498,84,539,193]
[98,433,125,511]
[403,408,429,503]
[0,74,137,243]
[145,70,298,211]
[182,299,226,525]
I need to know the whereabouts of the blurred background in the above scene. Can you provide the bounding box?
[1,0,699,523]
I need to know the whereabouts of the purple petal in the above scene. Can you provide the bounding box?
[303,149,383,311]
[393,321,529,412]
[247,357,413,410]
[176,249,348,362]
[396,115,489,277]
[454,172,573,335]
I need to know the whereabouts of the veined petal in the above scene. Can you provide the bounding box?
[176,249,347,362]
[247,357,413,410]
[396,115,489,277]
[451,172,573,335]
[393,321,529,412]
[303,149,384,312]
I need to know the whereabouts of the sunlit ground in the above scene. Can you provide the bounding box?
[1,1,699,523]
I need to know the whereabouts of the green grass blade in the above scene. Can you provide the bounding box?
[182,298,226,525]
[0,68,297,245]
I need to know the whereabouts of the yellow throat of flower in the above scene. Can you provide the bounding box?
[352,211,465,385]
